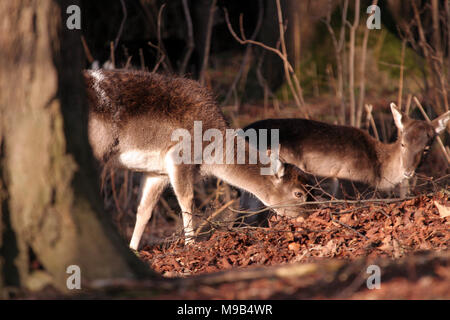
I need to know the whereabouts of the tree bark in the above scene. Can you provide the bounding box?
[0,0,152,293]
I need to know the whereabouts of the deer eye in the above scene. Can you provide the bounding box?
[293,191,304,199]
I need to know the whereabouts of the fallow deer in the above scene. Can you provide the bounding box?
[83,69,309,250]
[240,104,449,222]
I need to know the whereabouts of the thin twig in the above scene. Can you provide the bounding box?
[356,13,370,128]
[348,0,360,126]
[139,48,145,70]
[114,0,127,50]
[110,168,125,222]
[179,0,195,75]
[80,35,95,64]
[329,211,368,240]
[229,196,421,215]
[405,93,412,115]
[275,0,306,110]
[397,40,406,110]
[124,55,132,69]
[199,0,217,86]
[223,3,308,116]
[323,0,348,124]
[148,41,166,73]
[152,4,172,73]
[110,41,115,69]
[222,0,264,106]
[194,200,236,237]
[365,104,380,141]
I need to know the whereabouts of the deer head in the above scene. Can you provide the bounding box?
[391,103,450,179]
[262,152,310,217]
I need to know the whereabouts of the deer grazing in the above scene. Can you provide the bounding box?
[240,104,449,221]
[84,69,309,250]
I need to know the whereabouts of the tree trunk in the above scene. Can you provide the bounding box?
[0,0,152,294]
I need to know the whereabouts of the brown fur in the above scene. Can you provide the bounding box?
[84,69,309,249]
[84,69,227,162]
[245,108,449,191]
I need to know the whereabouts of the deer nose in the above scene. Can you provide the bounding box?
[276,206,302,218]
[403,171,415,179]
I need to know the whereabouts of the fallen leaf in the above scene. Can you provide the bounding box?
[288,242,300,252]
[379,235,393,252]
[295,216,305,223]
[434,201,450,218]
[324,240,338,256]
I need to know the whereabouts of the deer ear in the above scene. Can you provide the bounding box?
[267,146,285,178]
[390,103,404,132]
[274,158,285,179]
[432,110,450,135]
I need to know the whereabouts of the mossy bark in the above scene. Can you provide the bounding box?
[0,0,153,293]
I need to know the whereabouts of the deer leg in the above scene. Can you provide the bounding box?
[398,179,409,198]
[165,151,195,244]
[129,175,168,250]
[330,177,340,198]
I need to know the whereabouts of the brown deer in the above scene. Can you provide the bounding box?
[83,69,309,250]
[243,104,449,190]
[239,104,449,224]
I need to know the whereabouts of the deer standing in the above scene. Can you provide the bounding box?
[84,69,309,250]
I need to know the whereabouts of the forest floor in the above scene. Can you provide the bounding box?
[136,191,450,299]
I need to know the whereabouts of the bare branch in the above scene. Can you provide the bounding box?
[356,0,378,128]
[364,104,380,141]
[224,9,291,70]
[110,41,115,69]
[80,35,95,64]
[348,0,360,126]
[148,41,166,73]
[323,0,348,124]
[194,200,236,237]
[224,2,307,116]
[179,0,195,75]
[155,4,172,73]
[222,0,264,106]
[397,40,406,110]
[113,0,127,50]
[139,48,145,70]
[199,0,218,86]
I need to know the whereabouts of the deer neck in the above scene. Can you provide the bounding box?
[203,162,273,205]
[376,139,405,190]
[199,137,274,205]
